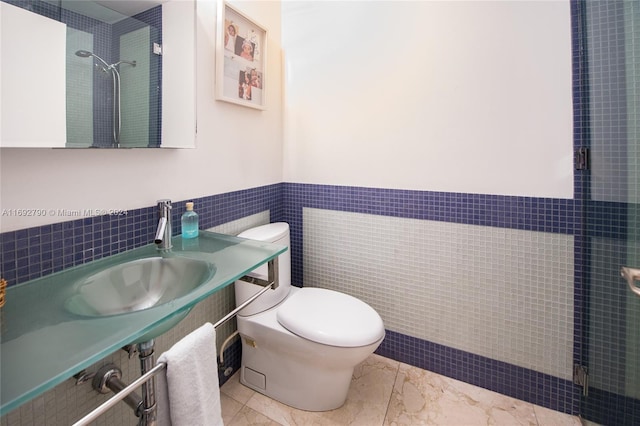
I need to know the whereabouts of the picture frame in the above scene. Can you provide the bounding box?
[216,1,267,110]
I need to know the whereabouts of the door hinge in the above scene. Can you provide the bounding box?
[573,364,589,396]
[575,147,590,171]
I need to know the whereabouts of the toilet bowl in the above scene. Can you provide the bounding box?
[235,222,385,411]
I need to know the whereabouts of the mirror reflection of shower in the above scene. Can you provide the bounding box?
[75,50,136,147]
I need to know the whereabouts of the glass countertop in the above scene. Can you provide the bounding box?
[0,231,286,415]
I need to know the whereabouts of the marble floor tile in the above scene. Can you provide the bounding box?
[533,405,583,426]
[384,362,538,425]
[221,372,257,406]
[226,405,281,426]
[221,393,245,425]
[220,354,581,426]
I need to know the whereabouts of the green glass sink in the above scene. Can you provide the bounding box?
[64,256,216,342]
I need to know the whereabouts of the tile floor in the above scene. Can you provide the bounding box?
[220,354,582,426]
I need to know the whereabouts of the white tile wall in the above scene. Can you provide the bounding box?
[119,27,150,148]
[303,208,574,380]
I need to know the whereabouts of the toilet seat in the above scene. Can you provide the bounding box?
[276,287,385,348]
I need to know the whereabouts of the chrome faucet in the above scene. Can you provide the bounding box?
[154,199,172,250]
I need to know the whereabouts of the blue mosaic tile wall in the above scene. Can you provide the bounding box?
[0,184,283,286]
[2,0,60,21]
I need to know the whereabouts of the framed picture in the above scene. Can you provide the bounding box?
[216,2,267,110]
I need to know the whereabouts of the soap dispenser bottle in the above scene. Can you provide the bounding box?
[181,202,199,239]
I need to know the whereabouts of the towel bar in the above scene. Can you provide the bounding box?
[213,279,275,329]
[71,263,277,426]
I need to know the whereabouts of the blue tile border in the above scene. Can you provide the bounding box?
[0,184,282,286]
[284,183,578,233]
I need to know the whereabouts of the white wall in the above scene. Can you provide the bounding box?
[0,0,283,232]
[0,0,575,232]
[282,0,574,198]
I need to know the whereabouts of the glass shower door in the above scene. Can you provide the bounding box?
[582,1,640,424]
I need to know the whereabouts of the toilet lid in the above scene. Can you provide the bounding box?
[276,288,385,347]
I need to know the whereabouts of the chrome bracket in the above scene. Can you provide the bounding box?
[573,364,589,397]
[575,147,589,170]
[73,370,95,385]
[92,364,144,417]
[239,258,279,290]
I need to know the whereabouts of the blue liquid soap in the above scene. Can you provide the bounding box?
[181,202,199,239]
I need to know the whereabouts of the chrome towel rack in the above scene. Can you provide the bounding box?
[72,259,278,426]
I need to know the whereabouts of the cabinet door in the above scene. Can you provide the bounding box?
[1,2,66,148]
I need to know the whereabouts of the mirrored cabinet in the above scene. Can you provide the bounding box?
[0,0,196,148]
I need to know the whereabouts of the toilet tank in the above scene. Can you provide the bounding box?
[235,222,291,316]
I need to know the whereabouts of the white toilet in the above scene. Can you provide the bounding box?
[235,222,385,411]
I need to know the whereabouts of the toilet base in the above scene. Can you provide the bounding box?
[239,361,353,411]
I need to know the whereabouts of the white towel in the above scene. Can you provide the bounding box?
[156,322,223,426]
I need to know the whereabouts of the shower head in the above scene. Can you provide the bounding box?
[75,50,111,70]
[75,50,93,58]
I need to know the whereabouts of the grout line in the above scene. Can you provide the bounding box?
[533,403,541,426]
[381,361,401,426]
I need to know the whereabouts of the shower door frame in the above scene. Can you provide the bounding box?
[573,0,640,424]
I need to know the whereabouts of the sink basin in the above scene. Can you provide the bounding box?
[64,256,216,342]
